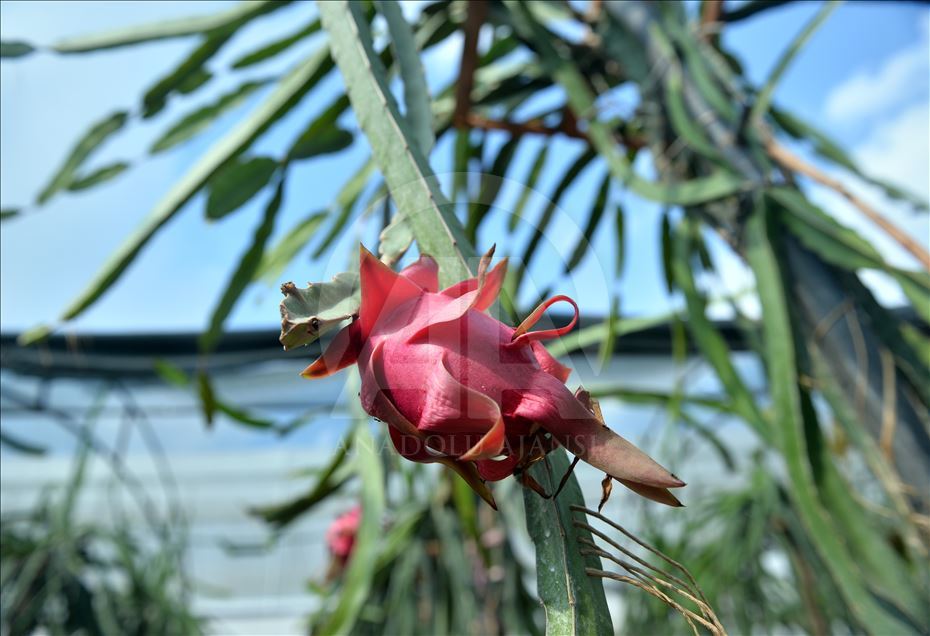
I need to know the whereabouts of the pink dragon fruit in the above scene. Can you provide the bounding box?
[302,246,684,509]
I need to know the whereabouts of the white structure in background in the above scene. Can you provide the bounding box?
[0,335,759,635]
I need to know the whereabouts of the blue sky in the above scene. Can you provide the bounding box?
[0,0,927,334]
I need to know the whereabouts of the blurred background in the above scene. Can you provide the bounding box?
[1,1,928,634]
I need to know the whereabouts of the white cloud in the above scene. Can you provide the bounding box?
[813,100,929,264]
[824,15,929,123]
[707,96,929,315]
[808,99,929,305]
[853,101,930,202]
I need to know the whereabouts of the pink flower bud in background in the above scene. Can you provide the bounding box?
[326,505,362,563]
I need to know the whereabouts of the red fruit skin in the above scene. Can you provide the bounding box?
[303,246,684,508]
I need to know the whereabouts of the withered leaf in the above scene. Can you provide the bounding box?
[279,271,360,350]
[598,475,613,513]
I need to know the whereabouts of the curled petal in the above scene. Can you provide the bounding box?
[409,260,508,342]
[387,427,497,509]
[516,373,685,491]
[407,291,480,342]
[439,260,507,312]
[477,430,554,482]
[531,341,572,383]
[459,413,506,461]
[617,479,683,507]
[420,356,506,461]
[400,254,439,292]
[439,278,474,300]
[361,341,423,439]
[477,454,521,482]
[474,260,507,311]
[387,426,433,461]
[437,457,498,509]
[359,245,422,338]
[511,295,579,346]
[301,320,361,379]
[438,242,497,301]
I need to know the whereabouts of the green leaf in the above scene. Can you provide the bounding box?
[665,68,724,160]
[250,442,353,528]
[0,428,47,455]
[661,211,674,293]
[316,422,385,635]
[279,271,360,350]
[598,295,619,372]
[19,47,337,345]
[431,503,479,632]
[522,448,613,635]
[671,219,768,437]
[153,359,190,387]
[614,204,625,277]
[319,0,475,286]
[37,111,128,205]
[772,187,885,270]
[508,144,549,232]
[452,128,471,205]
[659,409,728,474]
[812,346,930,559]
[378,211,414,266]
[150,79,269,154]
[721,0,793,22]
[771,187,930,322]
[811,409,925,621]
[750,1,840,125]
[547,311,673,358]
[197,369,279,430]
[312,159,377,259]
[771,108,929,211]
[669,21,738,123]
[588,386,733,414]
[374,503,426,569]
[565,171,610,274]
[214,400,276,430]
[197,371,216,429]
[380,543,425,635]
[507,1,748,205]
[142,32,229,118]
[896,270,930,324]
[1,208,21,221]
[232,19,321,69]
[201,174,284,352]
[519,147,596,277]
[772,108,856,170]
[205,156,279,220]
[833,273,930,405]
[0,40,35,58]
[66,162,129,192]
[467,135,522,242]
[744,197,913,634]
[255,209,327,284]
[415,1,459,50]
[287,96,354,160]
[379,0,434,157]
[176,67,212,94]
[51,0,289,53]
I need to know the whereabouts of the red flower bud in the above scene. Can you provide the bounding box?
[326,505,361,563]
[303,246,685,508]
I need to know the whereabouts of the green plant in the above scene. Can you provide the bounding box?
[3,0,928,633]
[0,441,200,636]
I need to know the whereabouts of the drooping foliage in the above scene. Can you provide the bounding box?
[2,1,928,634]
